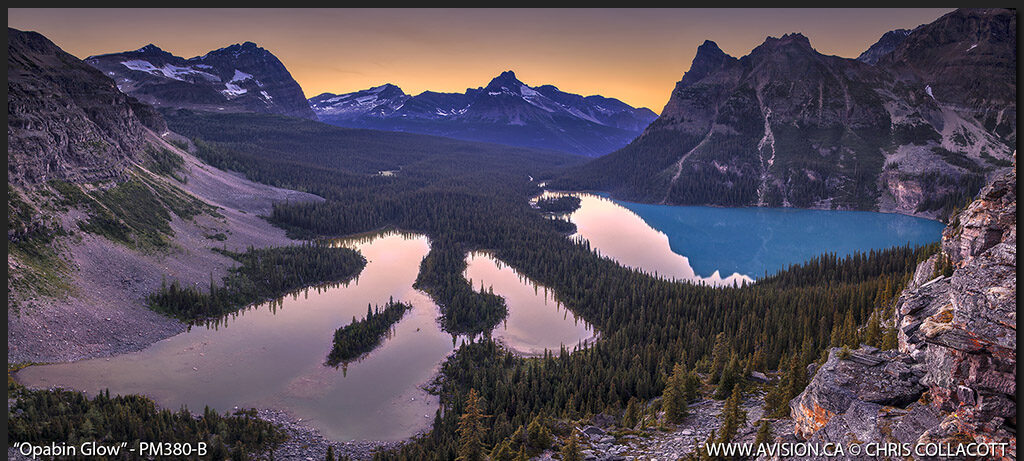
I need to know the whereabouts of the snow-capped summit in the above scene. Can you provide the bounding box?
[86,41,315,120]
[309,84,409,118]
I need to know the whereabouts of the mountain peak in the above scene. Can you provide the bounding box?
[124,43,176,60]
[693,40,730,63]
[370,83,406,98]
[136,44,164,53]
[857,28,914,64]
[678,39,736,87]
[748,32,817,59]
[484,70,525,92]
[491,70,520,83]
[697,40,724,54]
[777,32,812,48]
[202,41,268,60]
[758,32,813,51]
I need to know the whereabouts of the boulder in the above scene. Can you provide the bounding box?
[790,347,925,438]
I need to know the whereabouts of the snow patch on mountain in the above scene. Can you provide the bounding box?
[231,69,253,82]
[120,60,220,82]
[222,82,247,97]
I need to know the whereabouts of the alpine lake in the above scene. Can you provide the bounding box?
[16,192,944,442]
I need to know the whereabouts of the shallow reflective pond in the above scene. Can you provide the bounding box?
[464,251,596,356]
[541,192,945,283]
[17,231,462,442]
[16,230,601,442]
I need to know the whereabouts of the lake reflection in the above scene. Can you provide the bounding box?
[464,251,596,356]
[17,231,463,442]
[538,192,752,286]
[541,191,945,282]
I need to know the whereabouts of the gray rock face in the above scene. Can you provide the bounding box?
[857,28,914,65]
[879,8,1017,144]
[7,28,164,186]
[790,347,925,439]
[790,165,1016,458]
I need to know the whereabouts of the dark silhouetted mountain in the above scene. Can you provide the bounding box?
[857,28,914,65]
[552,8,1015,219]
[86,41,316,120]
[310,70,658,157]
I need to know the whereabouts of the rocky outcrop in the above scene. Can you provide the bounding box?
[790,347,926,440]
[790,164,1016,459]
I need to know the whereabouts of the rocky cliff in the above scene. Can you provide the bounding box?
[789,162,1016,459]
[856,28,914,65]
[7,28,167,186]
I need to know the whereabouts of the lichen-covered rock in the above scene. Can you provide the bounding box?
[790,347,925,439]
[941,167,1017,267]
[789,162,1015,459]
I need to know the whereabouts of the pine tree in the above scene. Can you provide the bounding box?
[622,397,641,429]
[559,432,583,461]
[863,311,882,347]
[682,368,701,401]
[707,332,729,384]
[763,375,788,419]
[783,354,809,403]
[525,415,552,454]
[489,438,516,461]
[717,386,746,444]
[881,325,899,350]
[713,354,742,400]
[457,389,488,461]
[325,445,335,461]
[515,445,529,461]
[662,362,689,424]
[841,309,858,347]
[753,419,773,448]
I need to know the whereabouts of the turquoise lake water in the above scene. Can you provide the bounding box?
[612,198,947,279]
[546,192,947,282]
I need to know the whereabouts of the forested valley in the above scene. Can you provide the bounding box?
[157,109,931,459]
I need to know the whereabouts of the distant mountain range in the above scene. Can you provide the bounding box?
[309,71,658,157]
[86,42,316,120]
[551,8,1016,219]
[85,39,656,157]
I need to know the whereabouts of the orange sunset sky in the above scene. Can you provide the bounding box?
[9,8,953,113]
